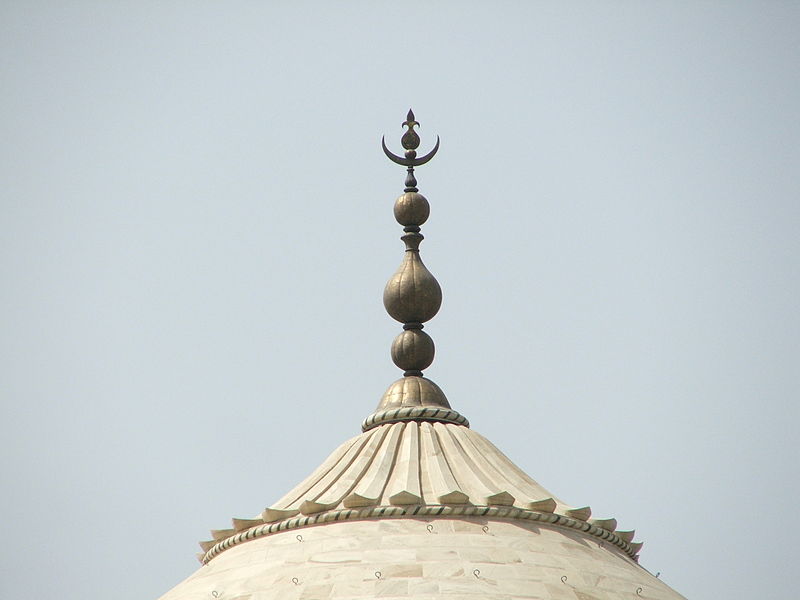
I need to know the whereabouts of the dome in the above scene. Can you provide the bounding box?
[159,420,684,600]
[157,111,686,600]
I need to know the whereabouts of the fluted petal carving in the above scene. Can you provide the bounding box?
[528,498,557,513]
[299,500,337,515]
[207,421,641,565]
[565,506,592,521]
[389,490,422,505]
[342,493,379,508]
[486,491,516,506]
[260,422,577,518]
[590,517,618,532]
[210,529,233,541]
[616,529,636,543]
[260,508,298,523]
[231,518,261,532]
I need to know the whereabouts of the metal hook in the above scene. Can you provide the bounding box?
[426,524,434,533]
[291,578,299,585]
[561,575,568,584]
[375,571,382,579]
[296,534,303,542]
[211,592,220,598]
[636,587,643,596]
[473,569,480,578]
[482,525,489,533]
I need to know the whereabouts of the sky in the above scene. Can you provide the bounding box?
[1,2,798,599]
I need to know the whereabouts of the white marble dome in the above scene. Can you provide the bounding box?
[158,421,685,600]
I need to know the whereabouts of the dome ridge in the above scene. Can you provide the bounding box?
[198,421,644,566]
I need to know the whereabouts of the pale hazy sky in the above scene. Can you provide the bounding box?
[2,3,798,599]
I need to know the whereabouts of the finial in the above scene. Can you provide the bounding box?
[363,111,469,432]
[382,108,440,192]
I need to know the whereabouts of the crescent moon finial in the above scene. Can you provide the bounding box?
[381,109,440,179]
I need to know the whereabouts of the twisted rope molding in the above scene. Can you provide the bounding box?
[201,504,639,564]
[361,406,469,432]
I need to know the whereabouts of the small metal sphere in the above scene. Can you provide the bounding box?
[394,192,430,226]
[391,329,435,372]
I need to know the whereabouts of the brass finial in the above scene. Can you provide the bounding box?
[363,111,469,432]
[382,108,440,192]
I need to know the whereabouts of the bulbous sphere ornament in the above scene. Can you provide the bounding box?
[393,192,430,226]
[383,251,442,324]
[391,328,435,371]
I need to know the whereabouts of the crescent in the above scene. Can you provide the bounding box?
[381,135,440,167]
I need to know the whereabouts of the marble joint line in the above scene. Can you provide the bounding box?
[201,505,638,565]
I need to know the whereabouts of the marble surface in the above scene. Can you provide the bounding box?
[160,518,685,600]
